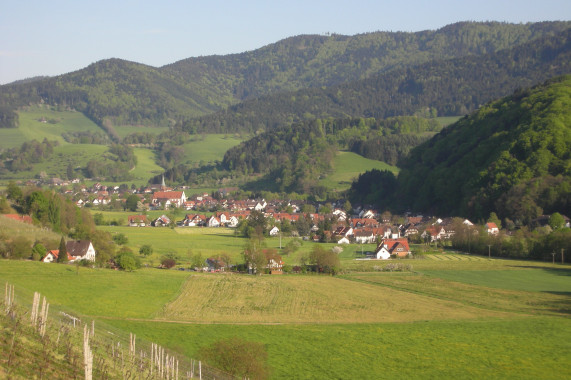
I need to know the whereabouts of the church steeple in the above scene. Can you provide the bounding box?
[161,174,166,189]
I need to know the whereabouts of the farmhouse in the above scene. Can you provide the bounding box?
[128,215,148,227]
[41,249,72,263]
[66,240,96,262]
[44,241,96,262]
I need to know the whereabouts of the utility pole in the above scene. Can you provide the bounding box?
[487,244,491,259]
[552,251,556,265]
[562,248,565,265]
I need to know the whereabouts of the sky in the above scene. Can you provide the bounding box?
[1,0,570,84]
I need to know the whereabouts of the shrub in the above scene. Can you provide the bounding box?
[199,337,270,380]
[161,257,176,269]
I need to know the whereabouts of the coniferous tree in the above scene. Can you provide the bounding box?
[57,236,68,263]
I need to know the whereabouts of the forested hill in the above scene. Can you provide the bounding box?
[179,27,571,133]
[1,21,570,129]
[0,59,226,128]
[163,21,571,101]
[396,75,571,222]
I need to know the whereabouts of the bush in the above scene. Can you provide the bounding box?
[199,337,270,380]
[161,257,176,269]
[139,244,153,256]
[116,248,141,271]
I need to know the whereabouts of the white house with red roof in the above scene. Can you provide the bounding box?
[151,191,187,209]
[486,222,500,235]
[375,238,411,259]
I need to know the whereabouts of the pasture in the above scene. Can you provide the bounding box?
[180,134,245,165]
[1,105,102,149]
[105,317,571,380]
[318,151,398,191]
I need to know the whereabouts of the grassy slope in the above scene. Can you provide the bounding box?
[1,105,102,149]
[0,255,569,379]
[0,261,188,318]
[318,151,398,191]
[180,134,245,165]
[106,317,571,380]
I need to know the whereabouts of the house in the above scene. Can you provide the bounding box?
[375,238,411,259]
[182,214,206,227]
[66,240,96,262]
[41,249,73,263]
[265,251,284,274]
[337,237,350,245]
[269,226,280,236]
[205,257,226,272]
[2,214,34,224]
[151,191,187,209]
[207,216,221,227]
[333,226,353,238]
[152,215,171,227]
[354,229,376,244]
[486,222,500,235]
[128,215,148,227]
[227,215,240,228]
[421,226,446,242]
[215,212,230,225]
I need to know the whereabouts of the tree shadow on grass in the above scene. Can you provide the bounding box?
[542,291,571,315]
[508,266,571,277]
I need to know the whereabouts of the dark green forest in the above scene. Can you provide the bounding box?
[1,21,570,130]
[395,75,571,222]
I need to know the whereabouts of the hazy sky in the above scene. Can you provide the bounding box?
[1,0,570,84]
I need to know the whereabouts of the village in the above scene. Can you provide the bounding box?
[14,177,516,270]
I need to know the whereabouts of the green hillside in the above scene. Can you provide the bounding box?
[182,27,571,133]
[397,75,571,221]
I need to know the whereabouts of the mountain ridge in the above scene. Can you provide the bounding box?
[1,21,570,129]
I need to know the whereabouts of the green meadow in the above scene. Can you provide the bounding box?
[1,105,102,149]
[105,317,570,380]
[0,254,569,379]
[180,134,246,165]
[318,151,399,191]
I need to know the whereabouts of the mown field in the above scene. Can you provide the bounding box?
[0,251,569,379]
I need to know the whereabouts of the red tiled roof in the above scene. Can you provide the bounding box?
[3,214,34,224]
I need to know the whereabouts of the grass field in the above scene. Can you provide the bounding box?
[0,253,569,379]
[318,151,399,191]
[105,317,571,380]
[0,261,188,318]
[0,105,103,149]
[180,134,245,165]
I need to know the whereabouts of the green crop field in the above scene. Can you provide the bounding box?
[318,151,399,191]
